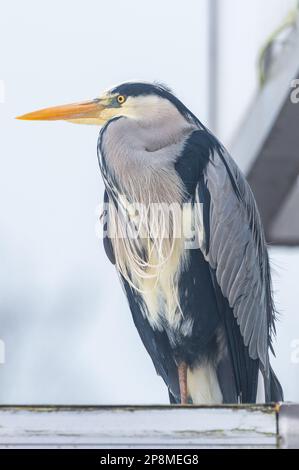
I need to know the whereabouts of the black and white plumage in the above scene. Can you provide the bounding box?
[98,83,283,404]
[17,81,283,404]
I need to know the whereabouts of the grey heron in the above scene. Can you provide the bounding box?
[17,82,283,404]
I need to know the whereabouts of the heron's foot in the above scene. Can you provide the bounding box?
[178,361,188,404]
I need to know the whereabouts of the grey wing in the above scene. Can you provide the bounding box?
[201,148,276,375]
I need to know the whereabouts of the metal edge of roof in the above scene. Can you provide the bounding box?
[229,24,299,175]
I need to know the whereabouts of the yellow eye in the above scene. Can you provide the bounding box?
[117,95,126,104]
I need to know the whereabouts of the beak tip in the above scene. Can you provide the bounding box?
[15,114,30,120]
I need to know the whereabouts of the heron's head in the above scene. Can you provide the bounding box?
[16,82,199,128]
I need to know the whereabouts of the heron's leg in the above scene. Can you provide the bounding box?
[178,362,188,404]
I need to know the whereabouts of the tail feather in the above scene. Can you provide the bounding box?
[187,362,223,404]
[270,366,284,402]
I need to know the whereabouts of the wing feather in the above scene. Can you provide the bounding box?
[200,146,275,371]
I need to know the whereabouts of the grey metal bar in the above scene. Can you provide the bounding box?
[208,0,219,133]
[278,403,299,449]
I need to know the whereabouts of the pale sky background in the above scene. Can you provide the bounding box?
[0,0,298,403]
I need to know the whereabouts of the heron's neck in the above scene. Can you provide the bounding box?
[101,111,195,165]
[99,112,196,204]
[134,106,196,151]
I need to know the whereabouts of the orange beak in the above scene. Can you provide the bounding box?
[16,99,107,125]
